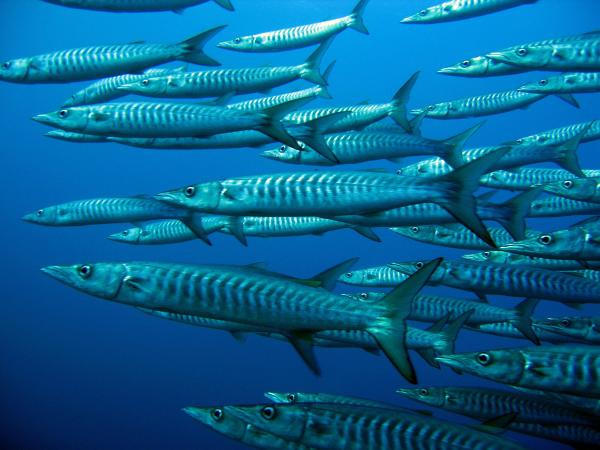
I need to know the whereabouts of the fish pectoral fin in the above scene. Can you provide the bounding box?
[476,412,518,435]
[123,275,150,294]
[525,362,554,377]
[90,111,111,122]
[287,331,321,376]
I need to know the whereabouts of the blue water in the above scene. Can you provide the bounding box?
[1,1,599,449]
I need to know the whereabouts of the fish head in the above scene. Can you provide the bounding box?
[387,261,432,277]
[32,107,91,132]
[390,225,436,241]
[155,181,223,212]
[217,34,262,51]
[396,159,442,177]
[416,102,450,118]
[41,262,127,300]
[396,387,447,407]
[462,250,509,264]
[439,56,493,76]
[339,268,389,286]
[0,57,32,82]
[436,349,523,384]
[107,227,144,244]
[22,205,60,225]
[500,229,583,258]
[518,76,562,94]
[341,292,383,303]
[119,76,170,96]
[183,406,247,441]
[263,392,300,404]
[400,5,441,23]
[536,316,599,342]
[487,44,553,68]
[225,404,307,441]
[260,144,303,163]
[543,177,598,202]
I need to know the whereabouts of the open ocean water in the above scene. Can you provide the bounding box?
[0,1,599,449]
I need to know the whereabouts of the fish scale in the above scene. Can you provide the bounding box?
[228,86,327,112]
[516,120,600,146]
[521,72,600,94]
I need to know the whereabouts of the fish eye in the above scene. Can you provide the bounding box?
[287,393,296,403]
[261,406,276,420]
[418,9,428,16]
[2,61,10,69]
[483,251,491,258]
[299,142,306,149]
[419,388,429,396]
[515,138,523,144]
[141,79,150,86]
[234,37,241,44]
[211,408,223,421]
[345,272,353,278]
[36,209,44,216]
[539,235,552,245]
[410,226,419,233]
[415,261,424,269]
[184,186,196,197]
[58,110,69,118]
[78,264,92,278]
[562,180,573,189]
[279,145,286,153]
[396,169,402,175]
[559,319,571,328]
[539,79,548,86]
[254,37,263,44]
[517,48,528,56]
[122,230,129,236]
[477,353,491,365]
[427,105,435,111]
[359,292,369,300]
[460,60,471,68]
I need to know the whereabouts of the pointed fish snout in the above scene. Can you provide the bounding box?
[32,113,52,125]
[116,83,135,91]
[40,265,68,282]
[486,51,508,62]
[434,355,463,370]
[216,41,234,49]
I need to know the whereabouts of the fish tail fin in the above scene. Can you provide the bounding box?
[225,216,247,246]
[510,298,541,345]
[436,148,510,248]
[496,187,542,240]
[551,125,590,177]
[258,97,314,151]
[212,0,234,11]
[349,225,381,242]
[555,93,580,109]
[177,25,226,66]
[408,111,426,136]
[293,111,351,162]
[317,61,336,99]
[388,71,420,133]
[367,258,442,384]
[300,37,335,86]
[439,309,474,356]
[349,0,370,34]
[439,122,485,168]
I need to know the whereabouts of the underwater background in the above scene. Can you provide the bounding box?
[0,1,599,448]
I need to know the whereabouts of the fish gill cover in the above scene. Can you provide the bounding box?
[1,0,600,449]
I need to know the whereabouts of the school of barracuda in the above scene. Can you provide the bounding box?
[9,0,600,448]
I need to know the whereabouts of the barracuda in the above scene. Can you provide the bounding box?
[183,406,312,450]
[391,224,541,250]
[261,123,481,167]
[520,72,600,96]
[480,167,600,191]
[217,0,369,53]
[436,345,600,399]
[41,0,234,13]
[0,26,224,84]
[396,386,599,447]
[388,258,600,304]
[156,150,509,248]
[396,386,595,426]
[21,196,187,226]
[401,0,537,24]
[118,39,333,99]
[41,258,442,383]
[108,216,380,246]
[264,392,394,409]
[488,37,600,72]
[544,176,600,203]
[529,196,600,218]
[46,130,109,143]
[32,97,308,150]
[226,402,526,450]
[62,66,186,107]
[509,119,600,147]
[439,30,600,76]
[470,322,584,344]
[462,250,588,270]
[536,316,600,344]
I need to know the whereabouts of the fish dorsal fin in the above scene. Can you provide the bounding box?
[244,262,268,270]
[476,412,519,435]
[427,314,450,333]
[287,332,321,376]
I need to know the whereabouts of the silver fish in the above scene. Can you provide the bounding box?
[462,250,587,270]
[480,167,600,191]
[536,316,600,345]
[543,176,600,204]
[401,0,537,24]
[470,321,585,344]
[41,0,234,12]
[520,72,600,95]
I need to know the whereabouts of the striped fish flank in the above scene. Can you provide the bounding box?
[41,0,234,13]
[520,72,600,95]
[402,0,537,24]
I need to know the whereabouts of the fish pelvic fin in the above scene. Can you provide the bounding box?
[368,258,443,384]
[349,0,370,34]
[388,71,420,133]
[178,25,226,66]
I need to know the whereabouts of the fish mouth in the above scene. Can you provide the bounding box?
[116,83,136,92]
[461,253,485,261]
[45,130,66,140]
[40,265,70,284]
[259,150,278,159]
[486,51,511,63]
[437,66,460,75]
[107,232,126,242]
[154,192,181,205]
[409,108,425,116]
[434,355,465,371]
[32,113,55,126]
[182,407,211,425]
[400,15,419,24]
[216,41,235,49]
[21,212,38,223]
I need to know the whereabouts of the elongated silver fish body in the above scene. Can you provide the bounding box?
[34,102,269,138]
[396,386,594,426]
[262,130,456,166]
[227,403,526,450]
[46,130,109,143]
[63,67,182,107]
[472,322,582,343]
[489,38,600,71]
[389,259,600,304]
[536,316,600,345]
[0,26,224,83]
[265,392,393,410]
[520,72,600,95]
[437,345,600,398]
[543,176,600,204]
[284,104,397,133]
[228,85,329,112]
[139,308,266,334]
[413,90,547,120]
[402,0,537,24]
[217,0,369,52]
[462,250,587,270]
[514,120,600,147]
[22,197,185,226]
[391,224,540,250]
[439,30,600,76]
[529,196,600,218]
[41,0,233,13]
[108,131,273,149]
[481,168,600,191]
